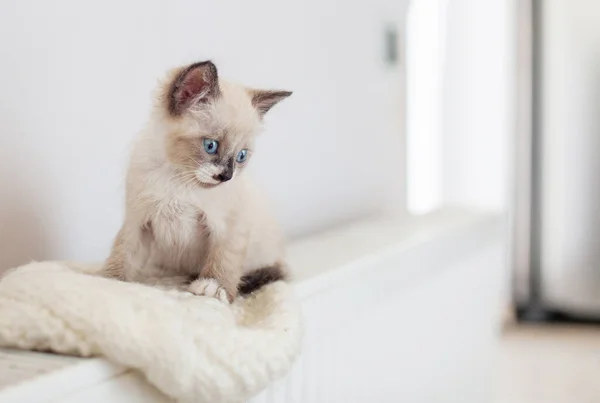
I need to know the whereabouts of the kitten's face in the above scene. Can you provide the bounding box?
[161,61,291,188]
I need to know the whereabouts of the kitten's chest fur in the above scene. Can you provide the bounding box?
[139,180,236,276]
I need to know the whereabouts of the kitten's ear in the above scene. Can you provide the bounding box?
[250,90,292,117]
[168,61,220,116]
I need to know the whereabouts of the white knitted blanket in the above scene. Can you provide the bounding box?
[0,261,302,403]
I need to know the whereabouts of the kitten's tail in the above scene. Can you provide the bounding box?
[238,263,288,295]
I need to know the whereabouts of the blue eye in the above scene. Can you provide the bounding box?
[203,139,218,154]
[236,149,248,163]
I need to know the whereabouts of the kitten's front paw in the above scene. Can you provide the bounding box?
[188,278,230,303]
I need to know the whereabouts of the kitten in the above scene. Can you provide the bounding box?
[103,61,291,303]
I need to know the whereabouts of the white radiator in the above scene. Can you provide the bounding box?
[0,209,505,403]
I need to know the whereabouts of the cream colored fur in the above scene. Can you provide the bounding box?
[0,260,302,403]
[104,62,289,302]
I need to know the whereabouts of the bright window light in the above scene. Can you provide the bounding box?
[406,0,448,214]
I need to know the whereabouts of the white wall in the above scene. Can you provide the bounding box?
[441,0,515,212]
[0,0,407,271]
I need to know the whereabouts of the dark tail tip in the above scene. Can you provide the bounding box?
[238,263,287,295]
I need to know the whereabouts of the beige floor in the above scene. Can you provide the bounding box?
[493,321,600,403]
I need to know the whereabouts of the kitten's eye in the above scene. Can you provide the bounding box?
[203,138,219,154]
[236,149,249,163]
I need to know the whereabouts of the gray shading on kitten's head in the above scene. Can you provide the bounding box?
[159,61,291,188]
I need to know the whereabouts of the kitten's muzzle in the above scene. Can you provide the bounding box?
[213,170,233,182]
[213,159,234,182]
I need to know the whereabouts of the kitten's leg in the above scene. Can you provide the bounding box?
[188,227,248,303]
[188,277,231,303]
[103,228,128,280]
[103,223,152,281]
